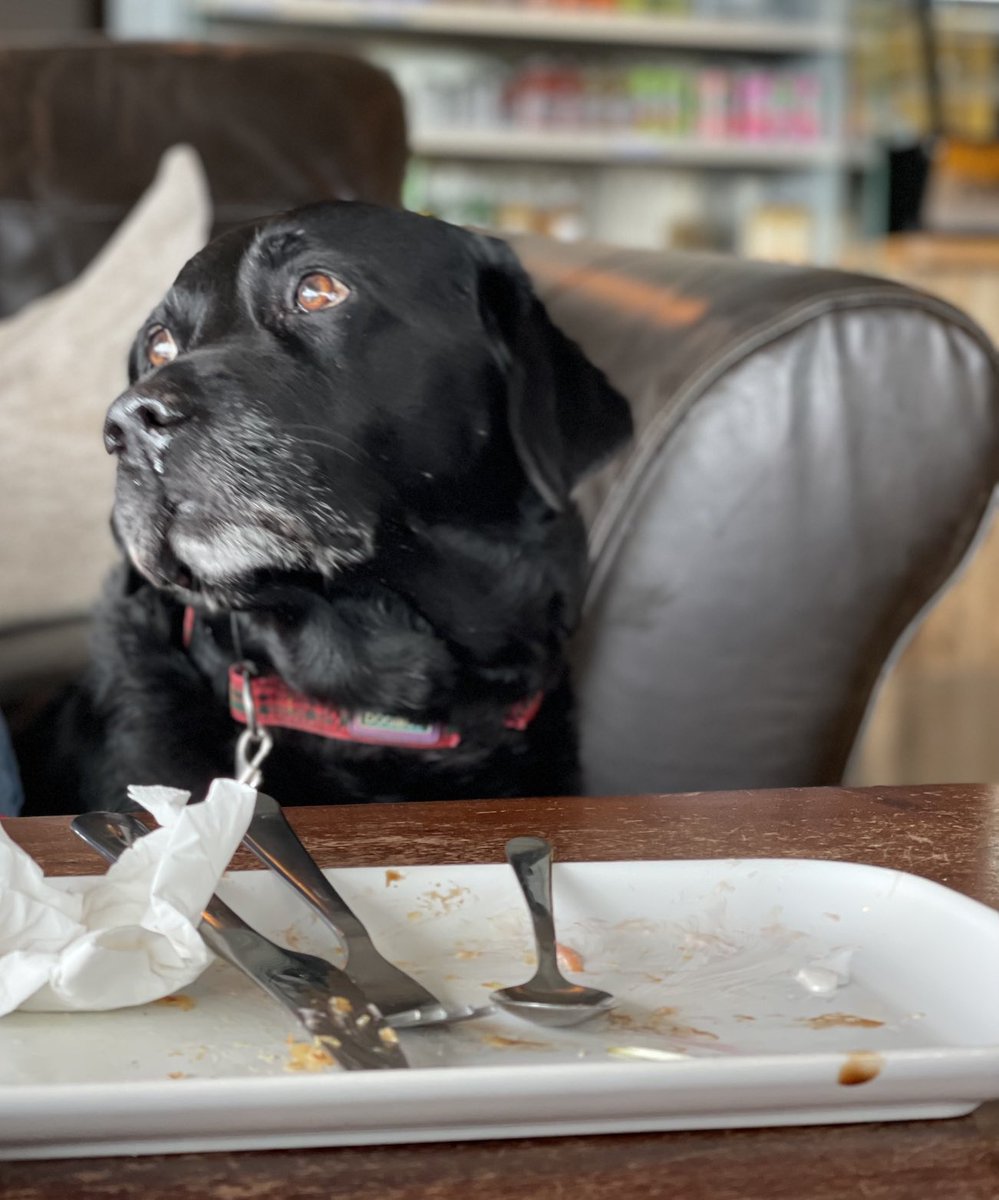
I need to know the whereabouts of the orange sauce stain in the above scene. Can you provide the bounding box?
[385,869,404,887]
[802,1013,884,1030]
[155,994,196,1011]
[556,943,585,973]
[483,1035,549,1050]
[420,884,469,914]
[838,1051,884,1086]
[606,1007,718,1040]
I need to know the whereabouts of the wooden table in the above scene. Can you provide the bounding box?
[3,783,999,1199]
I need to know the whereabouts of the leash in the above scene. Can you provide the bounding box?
[230,615,274,788]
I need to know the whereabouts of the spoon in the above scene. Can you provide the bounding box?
[491,836,616,1027]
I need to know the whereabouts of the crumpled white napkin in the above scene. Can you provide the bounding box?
[0,778,256,1015]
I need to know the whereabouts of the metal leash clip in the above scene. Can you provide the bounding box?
[234,660,273,788]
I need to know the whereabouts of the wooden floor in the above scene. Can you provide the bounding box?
[845,236,999,786]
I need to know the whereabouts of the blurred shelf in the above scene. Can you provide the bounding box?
[197,0,846,53]
[934,0,999,34]
[412,127,872,168]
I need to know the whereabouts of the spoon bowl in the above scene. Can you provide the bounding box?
[490,982,616,1028]
[490,836,617,1027]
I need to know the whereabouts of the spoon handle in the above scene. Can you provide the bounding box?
[505,836,562,987]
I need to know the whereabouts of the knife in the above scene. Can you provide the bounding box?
[243,792,488,1028]
[71,811,409,1072]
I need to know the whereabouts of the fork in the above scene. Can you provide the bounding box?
[242,793,489,1029]
[71,811,409,1071]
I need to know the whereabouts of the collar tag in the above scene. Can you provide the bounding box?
[346,712,458,748]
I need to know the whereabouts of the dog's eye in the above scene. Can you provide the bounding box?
[295,272,349,313]
[146,326,177,369]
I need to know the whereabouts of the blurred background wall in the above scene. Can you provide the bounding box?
[6,0,999,786]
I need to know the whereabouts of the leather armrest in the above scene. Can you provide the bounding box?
[509,234,999,793]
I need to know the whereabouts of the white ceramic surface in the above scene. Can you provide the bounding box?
[2,857,998,1159]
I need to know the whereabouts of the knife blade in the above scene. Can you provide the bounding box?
[243,792,488,1027]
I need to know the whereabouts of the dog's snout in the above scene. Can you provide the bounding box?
[104,392,191,456]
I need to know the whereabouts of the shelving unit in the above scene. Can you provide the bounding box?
[412,128,868,170]
[110,0,872,262]
[196,0,847,53]
[934,0,999,36]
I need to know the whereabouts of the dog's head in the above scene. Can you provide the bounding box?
[105,203,632,610]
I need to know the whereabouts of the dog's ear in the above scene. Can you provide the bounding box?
[475,236,633,512]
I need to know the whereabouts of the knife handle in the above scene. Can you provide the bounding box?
[243,794,368,941]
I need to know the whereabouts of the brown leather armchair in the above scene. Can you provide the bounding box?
[2,42,997,797]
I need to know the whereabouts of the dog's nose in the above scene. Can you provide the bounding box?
[104,392,191,456]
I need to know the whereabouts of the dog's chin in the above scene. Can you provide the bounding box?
[159,569,267,613]
[122,538,255,611]
[114,487,376,613]
[166,565,328,613]
[119,516,371,613]
[126,538,328,612]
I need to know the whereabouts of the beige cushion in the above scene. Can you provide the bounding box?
[0,144,210,635]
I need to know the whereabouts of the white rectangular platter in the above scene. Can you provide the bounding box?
[3,856,999,1159]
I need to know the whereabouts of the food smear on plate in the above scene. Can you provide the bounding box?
[385,869,404,887]
[419,883,470,915]
[607,1007,719,1041]
[801,1012,884,1030]
[285,1036,339,1072]
[278,925,303,949]
[154,994,196,1011]
[483,1034,550,1050]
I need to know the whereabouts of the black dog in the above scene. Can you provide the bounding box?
[19,203,631,814]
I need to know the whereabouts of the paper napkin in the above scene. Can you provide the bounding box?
[0,778,256,1015]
